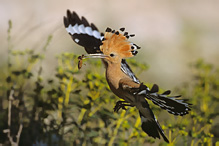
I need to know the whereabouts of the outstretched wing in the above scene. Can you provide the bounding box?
[119,80,191,116]
[63,10,140,83]
[137,84,192,116]
[64,10,103,54]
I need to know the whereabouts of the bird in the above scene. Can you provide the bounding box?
[63,10,192,143]
[63,10,140,83]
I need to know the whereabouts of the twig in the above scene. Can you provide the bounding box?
[7,88,15,145]
[16,124,23,145]
[4,86,23,146]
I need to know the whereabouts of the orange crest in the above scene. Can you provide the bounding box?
[100,27,140,59]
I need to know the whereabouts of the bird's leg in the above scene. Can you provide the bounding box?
[114,100,133,112]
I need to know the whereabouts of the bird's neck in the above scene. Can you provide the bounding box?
[105,62,124,90]
[106,62,122,79]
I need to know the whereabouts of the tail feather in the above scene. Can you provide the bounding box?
[154,118,169,143]
[139,111,169,143]
[138,99,169,143]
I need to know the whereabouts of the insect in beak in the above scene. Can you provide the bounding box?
[78,54,84,70]
[77,53,108,69]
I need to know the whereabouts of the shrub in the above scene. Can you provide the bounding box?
[0,20,218,146]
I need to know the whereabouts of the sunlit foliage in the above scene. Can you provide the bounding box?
[0,20,218,146]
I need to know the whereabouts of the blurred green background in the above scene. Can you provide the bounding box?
[0,0,219,145]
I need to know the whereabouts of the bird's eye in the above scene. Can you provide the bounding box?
[110,53,115,57]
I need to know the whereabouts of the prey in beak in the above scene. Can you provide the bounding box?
[77,53,108,69]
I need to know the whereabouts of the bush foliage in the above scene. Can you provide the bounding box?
[0,20,218,146]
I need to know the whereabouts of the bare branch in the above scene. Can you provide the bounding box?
[4,86,23,146]
[7,87,15,145]
[16,124,23,145]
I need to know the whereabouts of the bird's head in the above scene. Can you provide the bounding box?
[86,27,140,64]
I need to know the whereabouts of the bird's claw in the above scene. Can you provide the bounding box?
[113,101,127,112]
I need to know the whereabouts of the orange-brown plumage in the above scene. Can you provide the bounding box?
[65,10,191,143]
[94,28,169,143]
[97,28,141,103]
[100,30,135,59]
[83,27,190,143]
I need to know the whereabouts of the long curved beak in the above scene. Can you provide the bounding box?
[83,53,108,59]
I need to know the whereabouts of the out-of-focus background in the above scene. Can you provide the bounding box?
[1,0,218,88]
[0,0,219,145]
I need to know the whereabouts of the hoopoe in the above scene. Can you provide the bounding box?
[63,10,140,83]
[63,10,191,143]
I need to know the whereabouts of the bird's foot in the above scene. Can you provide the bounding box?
[114,101,132,112]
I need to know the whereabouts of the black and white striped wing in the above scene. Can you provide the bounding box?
[136,84,192,116]
[64,10,103,54]
[63,10,140,83]
[121,59,140,83]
